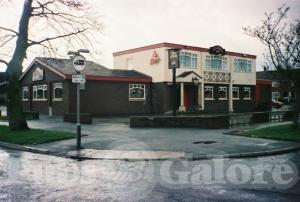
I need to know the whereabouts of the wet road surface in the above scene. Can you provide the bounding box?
[0,148,300,201]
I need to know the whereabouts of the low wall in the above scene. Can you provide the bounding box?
[131,110,296,129]
[130,115,230,129]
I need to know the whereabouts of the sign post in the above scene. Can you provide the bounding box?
[71,54,87,150]
[168,49,181,116]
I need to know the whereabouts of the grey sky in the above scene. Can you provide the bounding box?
[0,0,299,72]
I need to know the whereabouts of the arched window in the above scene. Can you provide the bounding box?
[129,84,145,100]
[53,83,63,101]
[33,84,47,100]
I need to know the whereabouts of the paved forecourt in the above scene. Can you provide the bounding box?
[0,115,292,160]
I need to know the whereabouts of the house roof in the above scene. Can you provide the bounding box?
[113,42,257,59]
[256,71,289,81]
[21,57,152,83]
[177,71,202,79]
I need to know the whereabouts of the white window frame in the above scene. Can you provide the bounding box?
[234,59,252,73]
[272,81,280,87]
[205,55,227,71]
[53,83,63,101]
[243,87,251,100]
[272,92,280,100]
[204,86,214,100]
[232,87,239,100]
[180,52,197,68]
[218,86,227,100]
[129,84,146,101]
[22,86,29,101]
[32,84,47,101]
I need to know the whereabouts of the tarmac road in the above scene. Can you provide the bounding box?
[0,147,300,201]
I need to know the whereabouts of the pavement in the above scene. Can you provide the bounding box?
[1,111,299,160]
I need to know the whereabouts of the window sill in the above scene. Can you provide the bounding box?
[218,98,228,100]
[204,69,228,72]
[204,98,214,100]
[233,98,240,100]
[22,99,29,101]
[129,98,145,102]
[33,99,47,101]
[243,98,251,100]
[53,99,63,102]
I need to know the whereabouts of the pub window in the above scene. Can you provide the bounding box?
[272,92,280,100]
[53,83,63,101]
[234,59,251,73]
[205,55,227,71]
[232,87,239,99]
[33,84,47,100]
[244,87,251,99]
[204,86,214,100]
[129,84,145,100]
[180,52,197,68]
[218,87,227,99]
[272,81,280,87]
[22,86,29,101]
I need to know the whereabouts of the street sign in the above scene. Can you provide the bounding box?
[72,74,86,83]
[72,55,86,72]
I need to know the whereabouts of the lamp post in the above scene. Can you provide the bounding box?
[68,49,89,150]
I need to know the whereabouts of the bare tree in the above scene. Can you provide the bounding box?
[0,0,102,130]
[244,5,300,127]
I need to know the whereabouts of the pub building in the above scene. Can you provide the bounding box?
[20,57,152,116]
[113,42,256,114]
[20,42,256,116]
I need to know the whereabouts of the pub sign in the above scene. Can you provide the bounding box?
[168,49,180,69]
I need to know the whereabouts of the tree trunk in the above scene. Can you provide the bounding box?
[5,0,33,131]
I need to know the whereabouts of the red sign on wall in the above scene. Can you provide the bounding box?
[150,50,160,65]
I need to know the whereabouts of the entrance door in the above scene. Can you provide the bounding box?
[184,85,197,109]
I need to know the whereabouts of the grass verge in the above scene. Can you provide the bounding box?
[0,125,76,145]
[240,124,300,142]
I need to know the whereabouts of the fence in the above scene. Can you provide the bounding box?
[229,110,296,127]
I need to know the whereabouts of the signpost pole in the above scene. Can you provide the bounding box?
[76,82,81,149]
[69,49,89,150]
[172,68,176,116]
[168,48,181,117]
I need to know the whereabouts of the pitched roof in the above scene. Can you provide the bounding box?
[177,71,202,79]
[21,57,152,82]
[256,71,289,81]
[36,57,150,78]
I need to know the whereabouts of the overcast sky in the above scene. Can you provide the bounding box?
[0,0,299,72]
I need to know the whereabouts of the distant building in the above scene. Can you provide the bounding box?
[256,70,296,103]
[0,72,7,103]
[113,42,257,113]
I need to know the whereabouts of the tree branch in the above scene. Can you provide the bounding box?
[28,28,87,46]
[0,59,8,66]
